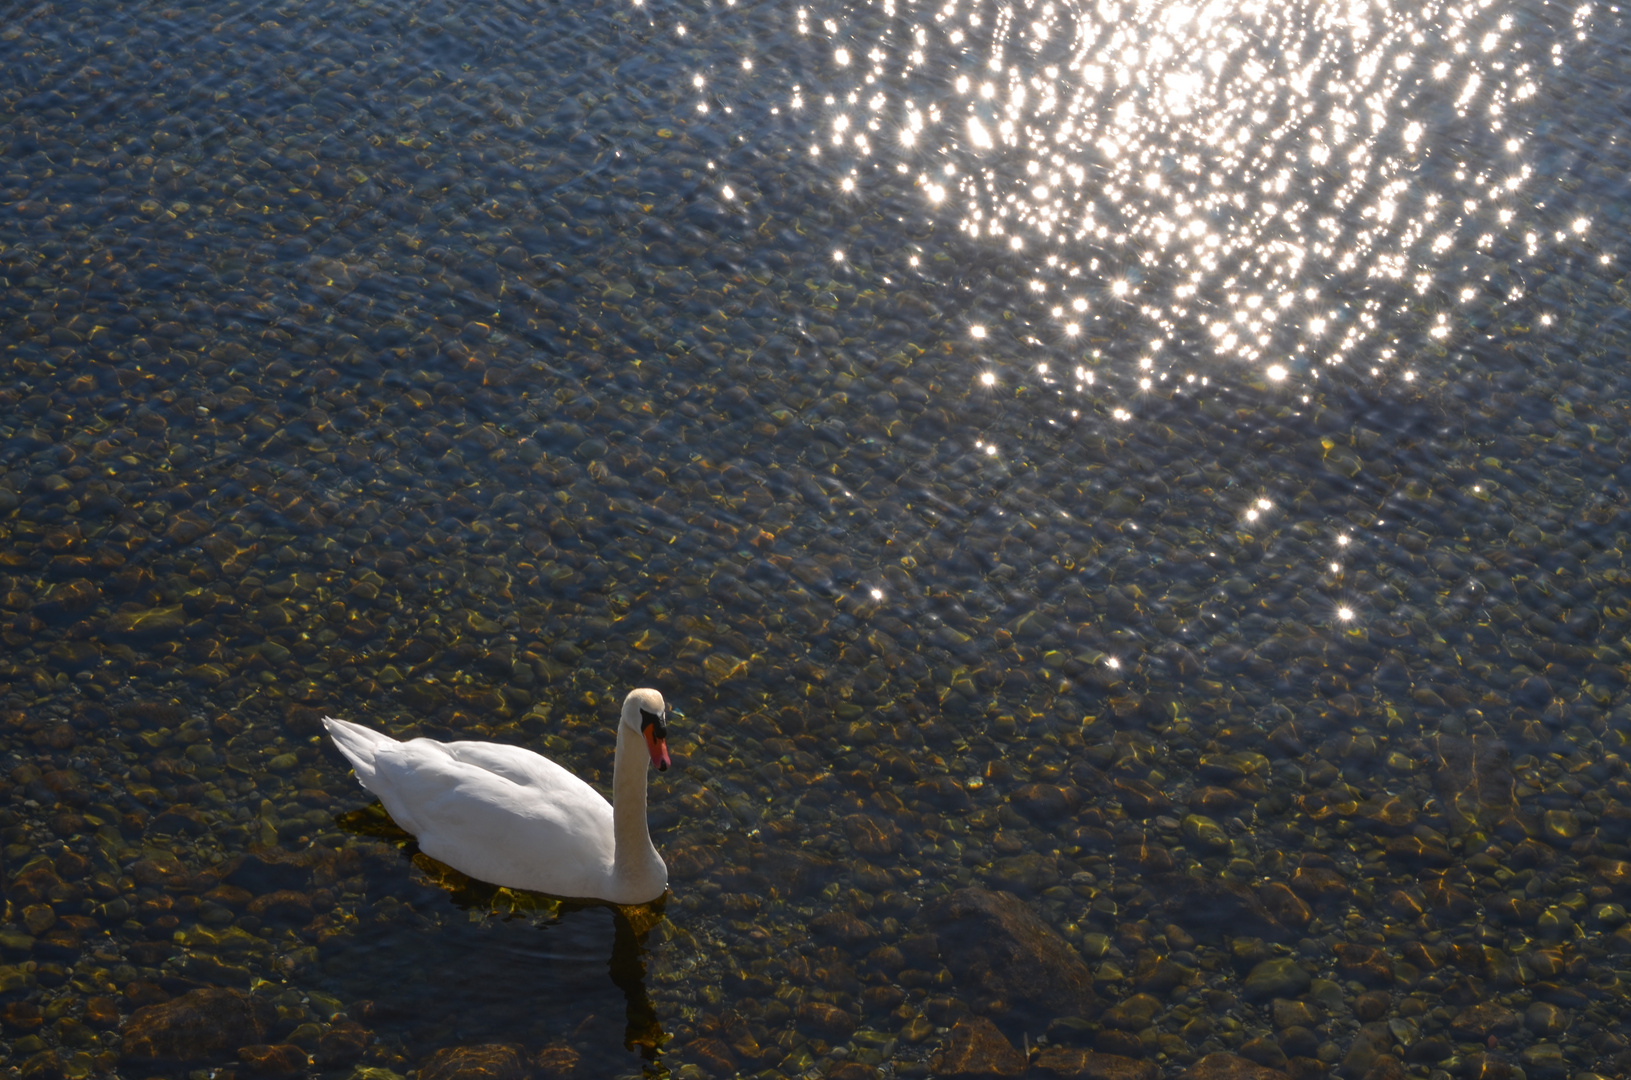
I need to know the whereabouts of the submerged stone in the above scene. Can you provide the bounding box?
[121,988,276,1066]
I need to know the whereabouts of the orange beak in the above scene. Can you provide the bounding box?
[643,724,670,772]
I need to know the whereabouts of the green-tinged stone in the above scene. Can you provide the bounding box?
[465,610,502,634]
[1181,814,1230,851]
[1243,959,1312,1001]
[0,964,36,992]
[1542,809,1579,841]
[0,931,36,955]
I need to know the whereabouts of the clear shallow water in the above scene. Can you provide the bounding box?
[2,0,1631,1078]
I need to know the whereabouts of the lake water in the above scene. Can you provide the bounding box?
[3,0,1631,1077]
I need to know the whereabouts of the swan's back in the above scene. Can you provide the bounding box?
[324,718,618,898]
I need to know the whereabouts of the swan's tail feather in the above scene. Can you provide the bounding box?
[323,716,394,790]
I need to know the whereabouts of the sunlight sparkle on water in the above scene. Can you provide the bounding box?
[773,0,1586,390]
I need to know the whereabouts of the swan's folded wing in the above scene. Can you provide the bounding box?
[371,739,616,892]
[442,740,603,802]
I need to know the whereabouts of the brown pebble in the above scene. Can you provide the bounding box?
[236,1043,309,1080]
[532,1045,580,1080]
[1189,786,1242,814]
[1179,1051,1289,1080]
[682,1035,736,1077]
[1236,1037,1288,1069]
[925,887,1097,1019]
[83,996,121,1029]
[1332,943,1393,987]
[122,988,276,1066]
[1287,866,1348,904]
[842,812,902,855]
[314,1021,369,1067]
[1113,778,1171,817]
[812,910,876,945]
[1353,991,1391,1022]
[929,1015,1026,1078]
[1257,883,1312,930]
[1102,993,1163,1031]
[246,889,315,924]
[1032,1046,1159,1080]
[419,1044,530,1080]
[2,1001,43,1031]
[796,1001,857,1040]
[1450,1001,1521,1040]
[1270,1000,1319,1030]
[124,981,172,1008]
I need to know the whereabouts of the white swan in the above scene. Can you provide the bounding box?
[322,688,671,905]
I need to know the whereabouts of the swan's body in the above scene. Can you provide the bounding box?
[323,688,671,905]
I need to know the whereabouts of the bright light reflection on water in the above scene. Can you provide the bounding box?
[670,0,1616,411]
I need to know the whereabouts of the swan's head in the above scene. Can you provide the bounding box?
[623,688,671,772]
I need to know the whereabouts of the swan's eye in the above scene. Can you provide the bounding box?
[640,708,668,739]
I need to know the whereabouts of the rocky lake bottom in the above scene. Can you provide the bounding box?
[5,0,1631,1078]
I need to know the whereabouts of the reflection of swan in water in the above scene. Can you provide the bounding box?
[335,805,669,1062]
[323,688,671,904]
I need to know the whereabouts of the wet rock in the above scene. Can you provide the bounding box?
[1523,1001,1568,1036]
[1256,884,1312,932]
[314,1021,369,1067]
[531,1045,580,1080]
[1287,866,1348,906]
[1517,1042,1566,1079]
[1113,778,1171,817]
[223,850,315,894]
[237,1043,308,1079]
[1352,992,1390,1022]
[420,1045,529,1080]
[1242,958,1311,1001]
[928,1015,1026,1078]
[104,605,186,643]
[1179,1052,1289,1079]
[1332,944,1392,987]
[121,988,276,1066]
[1449,1001,1520,1040]
[991,852,1063,893]
[1163,876,1293,943]
[842,813,902,855]
[922,887,1096,1020]
[683,1036,736,1076]
[1032,1047,1158,1080]
[1271,1000,1320,1030]
[796,1001,857,1040]
[1459,1052,1515,1080]
[1236,1038,1287,1069]
[246,890,315,925]
[4,1001,43,1030]
[1406,1035,1452,1063]
[35,579,99,622]
[1100,991,1162,1034]
[1514,675,1553,708]
[124,981,171,1008]
[1013,783,1082,822]
[1131,956,1192,995]
[812,910,876,945]
[1339,1026,1393,1078]
[1276,1027,1320,1058]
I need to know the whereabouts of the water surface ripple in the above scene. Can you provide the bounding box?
[3,0,1631,1078]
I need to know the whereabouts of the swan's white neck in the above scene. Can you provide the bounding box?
[610,721,664,900]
